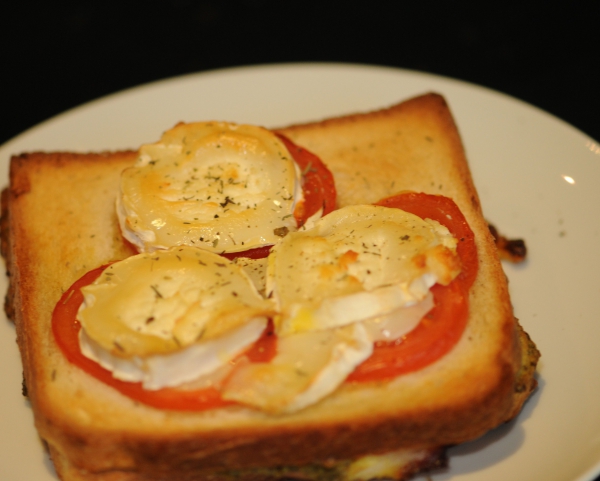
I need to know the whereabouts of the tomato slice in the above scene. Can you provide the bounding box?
[347,192,477,382]
[52,265,276,411]
[375,192,477,289]
[276,133,337,223]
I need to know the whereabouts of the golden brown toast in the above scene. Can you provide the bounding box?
[1,93,539,481]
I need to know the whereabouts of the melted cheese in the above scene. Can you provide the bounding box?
[344,448,435,481]
[221,323,373,413]
[118,122,303,253]
[232,256,268,296]
[77,246,274,389]
[267,204,460,336]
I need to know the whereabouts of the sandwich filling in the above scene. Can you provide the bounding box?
[71,200,464,413]
[221,205,460,412]
[118,122,309,254]
[76,247,274,389]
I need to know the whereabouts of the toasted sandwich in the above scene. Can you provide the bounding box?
[1,93,539,481]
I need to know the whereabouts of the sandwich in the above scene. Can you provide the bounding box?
[1,92,539,481]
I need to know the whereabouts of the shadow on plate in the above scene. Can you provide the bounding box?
[19,395,59,480]
[416,373,544,480]
[41,443,59,480]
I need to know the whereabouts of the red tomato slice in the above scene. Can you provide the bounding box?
[375,192,477,289]
[276,133,337,223]
[347,192,477,382]
[51,265,276,411]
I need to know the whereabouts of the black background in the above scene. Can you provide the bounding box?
[2,2,599,147]
[2,3,599,480]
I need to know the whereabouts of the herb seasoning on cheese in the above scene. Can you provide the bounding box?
[117,122,303,253]
[267,204,461,337]
[76,246,275,389]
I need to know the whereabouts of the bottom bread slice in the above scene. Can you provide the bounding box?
[49,444,448,481]
[1,93,539,480]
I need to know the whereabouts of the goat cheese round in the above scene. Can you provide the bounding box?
[76,246,274,389]
[118,122,303,253]
[267,204,461,336]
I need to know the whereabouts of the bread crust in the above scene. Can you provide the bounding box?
[1,93,539,480]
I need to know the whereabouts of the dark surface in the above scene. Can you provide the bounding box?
[2,3,599,480]
[2,2,599,146]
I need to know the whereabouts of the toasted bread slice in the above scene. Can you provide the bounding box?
[1,93,539,481]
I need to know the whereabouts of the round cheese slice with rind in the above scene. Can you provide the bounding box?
[118,122,303,253]
[267,204,461,337]
[76,246,275,388]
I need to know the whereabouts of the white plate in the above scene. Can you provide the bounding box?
[1,63,599,481]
